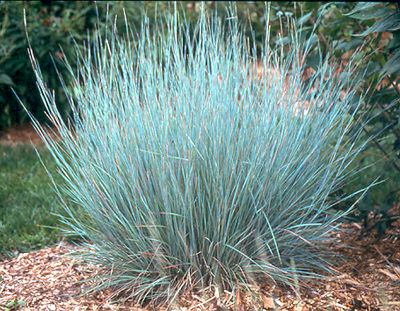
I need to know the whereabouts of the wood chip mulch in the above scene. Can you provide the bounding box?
[1,222,399,311]
[0,123,57,147]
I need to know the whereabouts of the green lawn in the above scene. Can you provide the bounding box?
[0,144,62,258]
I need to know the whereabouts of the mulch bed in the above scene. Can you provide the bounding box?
[1,223,399,311]
[0,124,42,146]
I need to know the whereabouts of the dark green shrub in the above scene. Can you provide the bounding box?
[344,2,400,233]
[0,1,182,130]
[1,1,92,129]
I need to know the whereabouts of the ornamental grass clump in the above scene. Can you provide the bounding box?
[27,8,369,305]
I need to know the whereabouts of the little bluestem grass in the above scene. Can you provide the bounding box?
[25,7,371,305]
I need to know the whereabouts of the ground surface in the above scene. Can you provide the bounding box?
[0,124,54,146]
[1,223,400,311]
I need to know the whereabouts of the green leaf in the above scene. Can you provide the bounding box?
[297,11,313,27]
[387,31,400,52]
[345,2,382,16]
[275,36,290,46]
[348,7,392,21]
[306,52,320,70]
[336,38,364,51]
[0,73,13,86]
[317,2,335,16]
[381,48,400,76]
[363,61,381,77]
[355,13,400,36]
[358,190,373,212]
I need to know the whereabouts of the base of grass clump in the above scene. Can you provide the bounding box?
[24,5,371,306]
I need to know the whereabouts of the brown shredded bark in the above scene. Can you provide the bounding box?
[1,222,399,311]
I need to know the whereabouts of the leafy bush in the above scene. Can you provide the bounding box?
[342,2,400,233]
[249,2,400,234]
[27,8,369,305]
[0,1,94,129]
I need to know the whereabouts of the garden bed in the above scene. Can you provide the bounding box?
[1,223,399,311]
[0,123,58,147]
